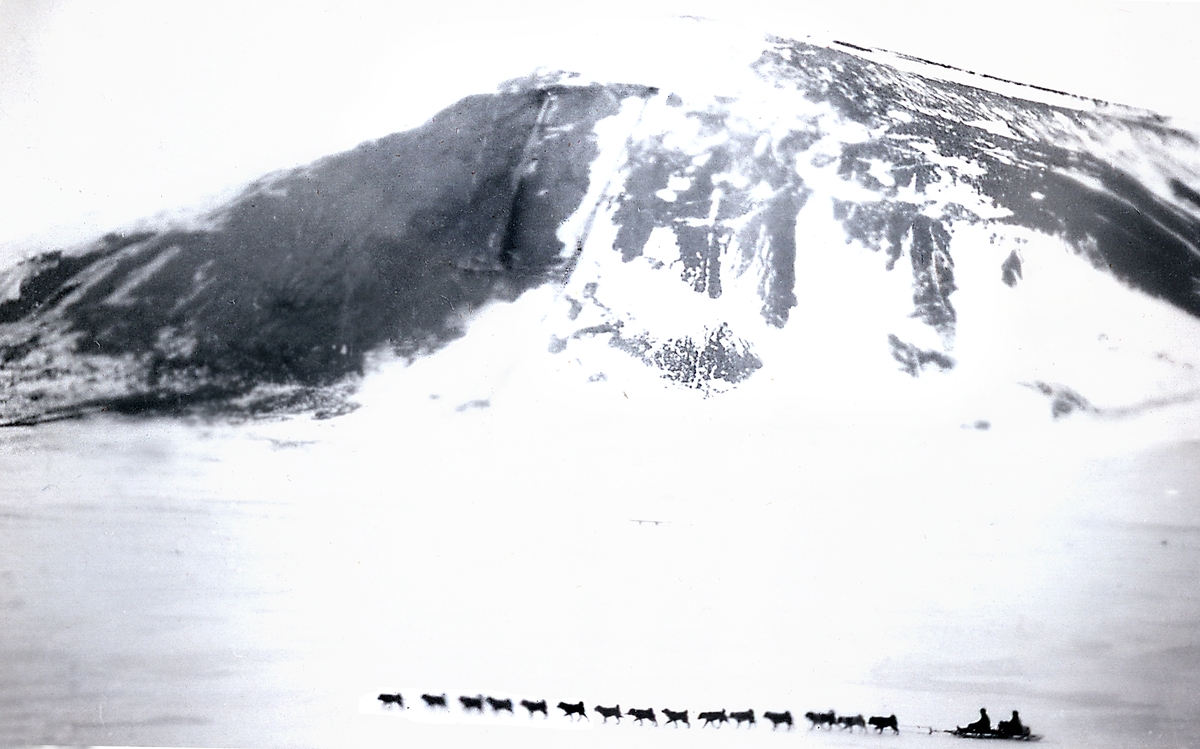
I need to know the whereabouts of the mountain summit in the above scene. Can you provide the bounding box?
[3,34,1200,425]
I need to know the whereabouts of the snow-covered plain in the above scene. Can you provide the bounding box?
[4,353,1200,747]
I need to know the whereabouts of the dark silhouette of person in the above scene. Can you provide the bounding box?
[997,711,1024,737]
[960,708,991,734]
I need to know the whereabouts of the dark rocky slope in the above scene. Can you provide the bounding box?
[0,81,652,423]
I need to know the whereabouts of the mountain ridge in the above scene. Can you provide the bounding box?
[2,33,1199,425]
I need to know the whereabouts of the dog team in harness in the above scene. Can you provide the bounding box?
[380,691,1039,740]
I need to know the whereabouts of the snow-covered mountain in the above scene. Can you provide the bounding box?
[3,31,1200,427]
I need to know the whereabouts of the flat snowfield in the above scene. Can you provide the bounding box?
[2,387,1198,747]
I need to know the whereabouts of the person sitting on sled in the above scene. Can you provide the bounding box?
[996,711,1026,737]
[959,708,991,734]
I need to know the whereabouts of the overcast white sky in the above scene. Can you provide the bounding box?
[0,0,1197,262]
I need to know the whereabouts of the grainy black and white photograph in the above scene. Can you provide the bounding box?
[2,1,1199,747]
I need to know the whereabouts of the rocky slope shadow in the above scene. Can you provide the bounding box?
[0,79,654,425]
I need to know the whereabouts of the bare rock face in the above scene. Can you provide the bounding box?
[3,34,1200,425]
[0,81,653,423]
